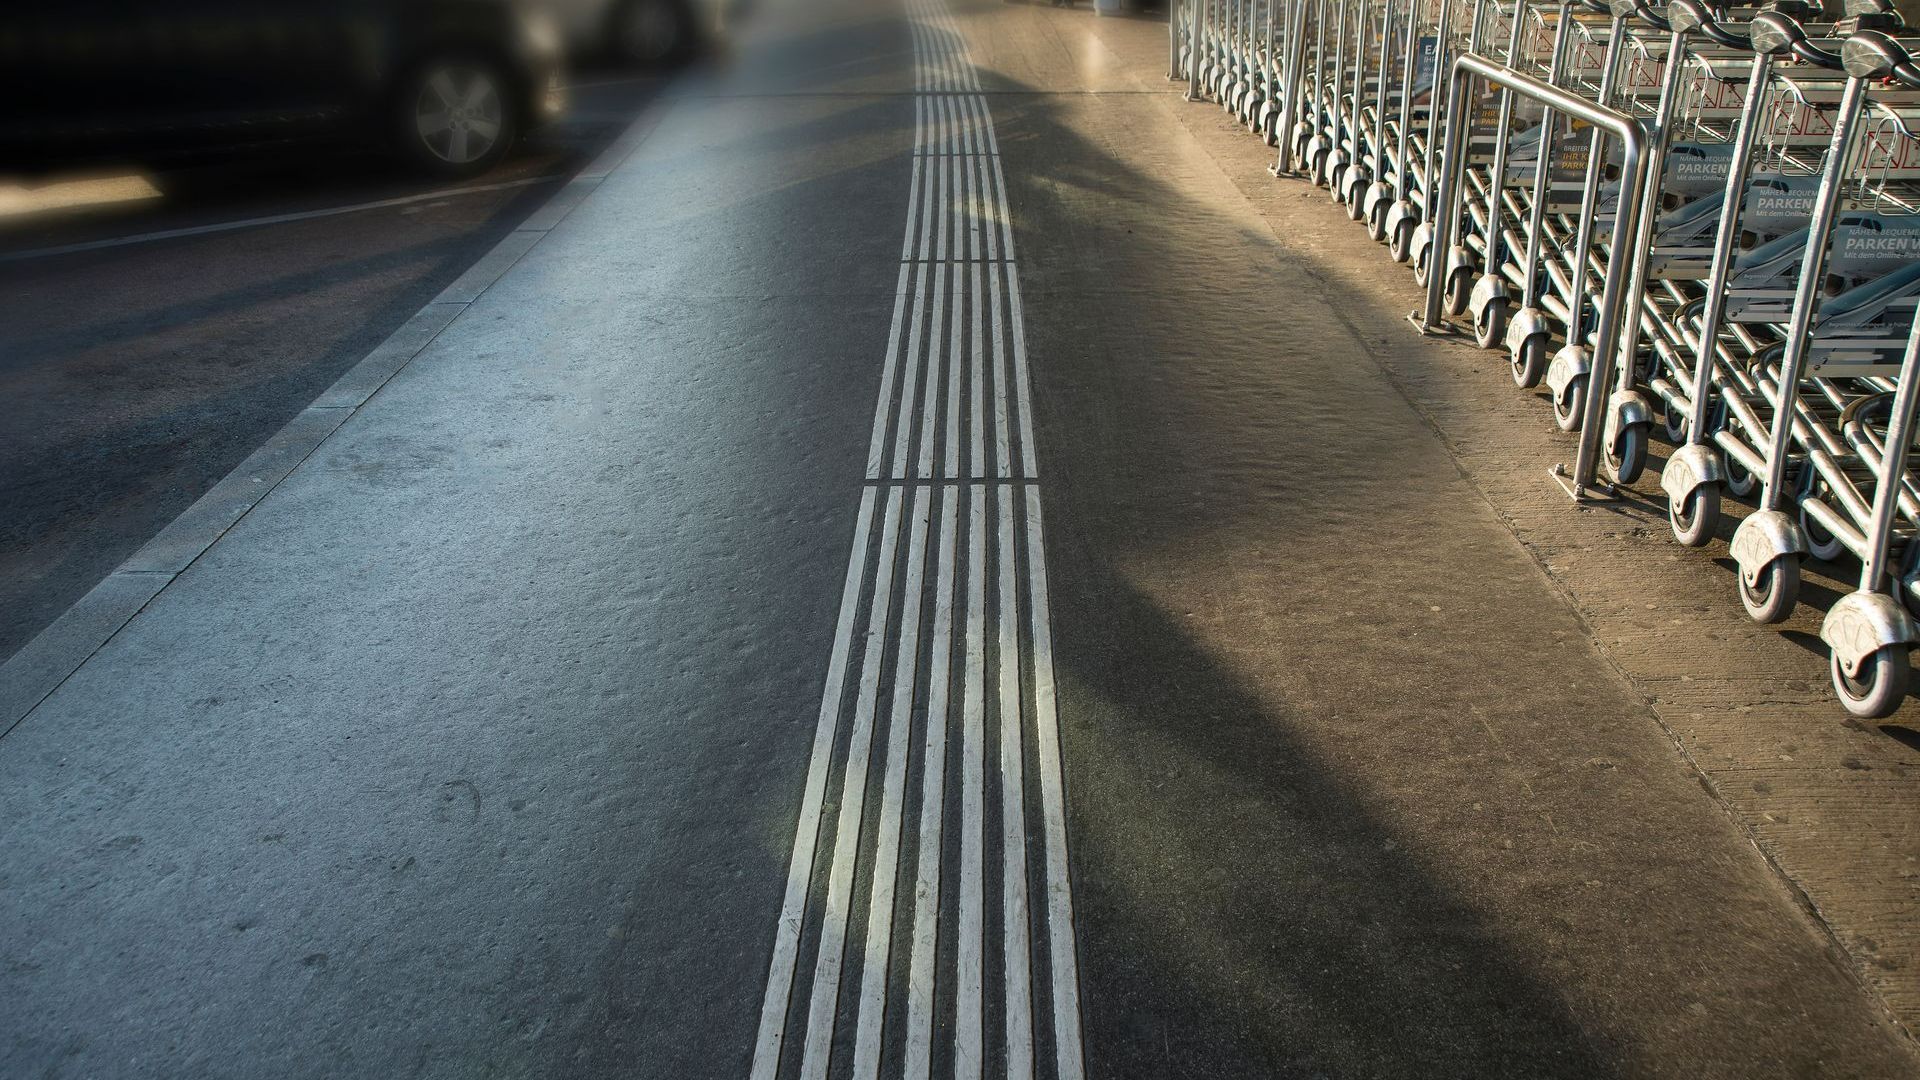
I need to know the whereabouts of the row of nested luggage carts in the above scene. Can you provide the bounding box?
[1175,0,1920,717]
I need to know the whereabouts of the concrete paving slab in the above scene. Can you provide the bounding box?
[1041,1,1920,1059]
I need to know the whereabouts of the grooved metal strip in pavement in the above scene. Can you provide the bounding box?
[746,2,1085,1078]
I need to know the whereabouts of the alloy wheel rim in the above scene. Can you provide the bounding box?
[415,66,503,166]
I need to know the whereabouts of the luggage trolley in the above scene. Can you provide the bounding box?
[1330,0,1386,212]
[1628,3,1766,547]
[1581,0,1735,484]
[1798,28,1920,716]
[1709,6,1887,623]
[1458,0,1596,378]
[1390,0,1487,294]
[1298,0,1345,183]
[1648,2,1836,548]
[1418,46,1654,503]
[1360,0,1444,257]
[1447,0,1622,384]
[1352,0,1416,228]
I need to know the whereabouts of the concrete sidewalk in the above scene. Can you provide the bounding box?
[975,0,1920,1071]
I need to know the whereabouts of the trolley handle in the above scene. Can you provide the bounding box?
[1844,29,1920,88]
[1748,10,1843,68]
[1611,0,1671,32]
[1667,0,1749,49]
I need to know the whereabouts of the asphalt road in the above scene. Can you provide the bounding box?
[0,74,662,663]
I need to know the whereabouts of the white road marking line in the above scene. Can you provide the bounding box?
[998,487,1036,1080]
[989,155,1016,264]
[918,128,938,252]
[971,257,988,480]
[893,256,932,479]
[904,486,961,1080]
[1024,488,1086,1080]
[0,174,561,263]
[850,486,934,1080]
[967,140,985,260]
[918,255,950,479]
[1007,272,1039,480]
[901,150,925,259]
[946,248,966,479]
[956,483,988,1080]
[936,144,951,262]
[747,486,880,1080]
[932,243,961,479]
[798,486,908,1080]
[988,235,1012,481]
[867,261,915,480]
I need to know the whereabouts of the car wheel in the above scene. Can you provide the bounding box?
[615,0,693,66]
[397,57,517,178]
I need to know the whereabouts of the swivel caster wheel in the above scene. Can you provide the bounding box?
[1474,298,1509,350]
[1668,483,1721,547]
[1552,374,1587,432]
[1902,542,1920,621]
[1511,334,1548,389]
[1739,555,1800,624]
[1444,267,1474,319]
[1393,220,1418,266]
[1725,454,1758,499]
[1345,178,1369,221]
[1832,645,1910,719]
[1662,397,1688,444]
[1606,423,1648,486]
[1800,494,1846,563]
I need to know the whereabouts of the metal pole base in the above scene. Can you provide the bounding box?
[1550,463,1619,503]
[1406,311,1460,337]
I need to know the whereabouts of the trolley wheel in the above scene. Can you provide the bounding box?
[1552,373,1587,432]
[1669,483,1721,547]
[1345,177,1369,222]
[1725,454,1757,499]
[1367,199,1391,243]
[1902,541,1920,621]
[1662,398,1688,443]
[1308,148,1330,187]
[1473,298,1509,350]
[1738,555,1800,624]
[1328,163,1347,199]
[1444,267,1474,318]
[1399,222,1422,270]
[1512,334,1548,389]
[1832,645,1910,719]
[1800,497,1846,563]
[1606,423,1648,486]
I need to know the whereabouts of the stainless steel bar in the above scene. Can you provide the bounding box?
[1860,320,1920,591]
[1418,51,1649,495]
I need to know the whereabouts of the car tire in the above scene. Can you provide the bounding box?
[392,55,518,179]
[613,0,694,66]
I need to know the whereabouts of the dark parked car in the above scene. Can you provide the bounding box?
[0,1,566,178]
